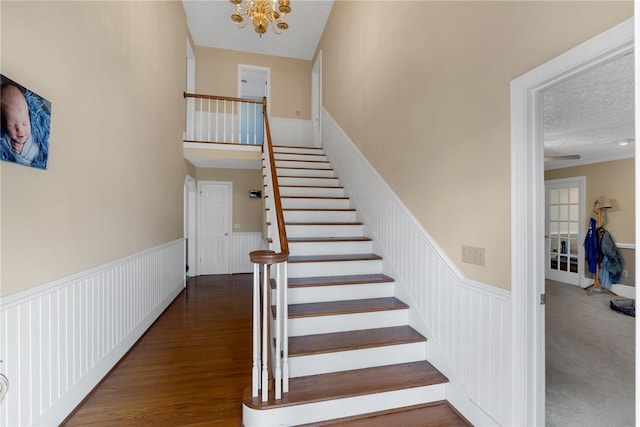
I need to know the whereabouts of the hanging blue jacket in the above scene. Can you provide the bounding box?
[584,217,599,274]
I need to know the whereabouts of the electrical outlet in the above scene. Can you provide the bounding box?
[623,269,629,278]
[233,224,241,229]
[462,245,485,267]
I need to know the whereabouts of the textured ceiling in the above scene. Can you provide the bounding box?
[182,0,334,60]
[543,53,635,170]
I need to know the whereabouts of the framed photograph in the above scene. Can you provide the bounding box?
[0,75,51,169]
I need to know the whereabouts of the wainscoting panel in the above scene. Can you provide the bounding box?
[232,232,266,274]
[270,117,312,147]
[0,239,185,427]
[322,109,511,425]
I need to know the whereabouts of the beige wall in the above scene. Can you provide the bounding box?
[317,1,633,290]
[545,158,635,245]
[196,168,263,232]
[1,1,190,296]
[194,47,312,120]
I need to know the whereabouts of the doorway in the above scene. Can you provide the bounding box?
[510,18,633,426]
[311,51,322,147]
[545,177,585,286]
[198,181,232,275]
[238,65,270,144]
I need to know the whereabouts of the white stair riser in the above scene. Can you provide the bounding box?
[276,282,394,304]
[284,210,357,223]
[285,224,363,238]
[273,147,323,155]
[288,260,382,278]
[278,177,341,187]
[288,342,427,378]
[289,240,372,257]
[280,186,345,198]
[277,168,335,178]
[288,309,409,336]
[281,198,351,209]
[242,384,447,427]
[275,153,329,162]
[275,160,332,169]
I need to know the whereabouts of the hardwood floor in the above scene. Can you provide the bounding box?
[62,274,253,427]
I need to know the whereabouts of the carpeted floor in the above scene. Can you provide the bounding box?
[546,279,635,426]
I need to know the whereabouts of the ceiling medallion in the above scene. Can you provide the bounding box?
[230,0,291,37]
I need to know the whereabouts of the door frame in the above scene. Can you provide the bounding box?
[184,175,197,277]
[312,50,323,147]
[197,180,233,275]
[510,17,633,426]
[544,177,586,287]
[238,64,271,116]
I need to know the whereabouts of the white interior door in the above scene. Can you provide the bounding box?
[198,181,232,275]
[545,177,585,286]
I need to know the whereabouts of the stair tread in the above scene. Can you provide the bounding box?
[273,145,323,149]
[299,402,471,427]
[280,185,344,189]
[284,208,356,212]
[277,167,335,171]
[288,237,371,243]
[288,297,408,318]
[287,274,394,287]
[286,221,362,226]
[289,254,382,263]
[275,153,327,157]
[289,325,425,357]
[276,159,330,164]
[278,175,339,179]
[242,361,447,409]
[282,196,348,199]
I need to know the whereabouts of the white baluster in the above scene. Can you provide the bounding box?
[282,261,289,393]
[223,100,227,142]
[207,98,211,142]
[215,99,219,142]
[274,262,282,399]
[252,262,260,397]
[261,263,269,402]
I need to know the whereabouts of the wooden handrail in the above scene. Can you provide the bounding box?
[261,97,289,261]
[183,92,263,104]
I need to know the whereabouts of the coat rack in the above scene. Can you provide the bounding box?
[585,197,612,296]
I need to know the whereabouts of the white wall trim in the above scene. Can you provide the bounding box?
[322,108,509,426]
[232,232,266,273]
[270,117,313,147]
[617,243,636,250]
[0,239,186,426]
[510,17,633,426]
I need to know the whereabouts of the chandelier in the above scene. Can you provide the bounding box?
[230,0,291,37]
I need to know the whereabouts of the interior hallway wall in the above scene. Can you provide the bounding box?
[316,1,632,289]
[1,1,190,296]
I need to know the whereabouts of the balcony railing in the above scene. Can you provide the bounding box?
[185,92,290,401]
[184,92,264,144]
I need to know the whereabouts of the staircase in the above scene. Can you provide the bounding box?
[242,145,470,426]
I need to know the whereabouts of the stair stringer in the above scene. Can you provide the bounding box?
[321,108,510,426]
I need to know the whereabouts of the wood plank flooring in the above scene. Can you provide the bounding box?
[62,274,253,427]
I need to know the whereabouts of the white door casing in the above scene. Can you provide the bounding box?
[312,51,322,147]
[198,181,232,275]
[185,175,197,277]
[510,18,633,426]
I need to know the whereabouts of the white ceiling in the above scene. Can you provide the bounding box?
[543,52,635,170]
[182,0,334,60]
